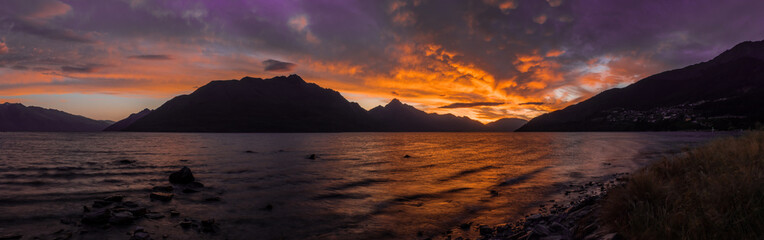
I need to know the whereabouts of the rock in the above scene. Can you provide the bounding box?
[118,159,136,164]
[200,219,217,233]
[123,201,140,208]
[130,231,151,240]
[490,190,499,197]
[104,195,124,202]
[540,235,566,240]
[479,225,493,236]
[527,214,542,221]
[109,211,135,225]
[82,208,111,224]
[403,154,411,158]
[169,166,195,184]
[204,196,221,202]
[307,154,317,159]
[92,200,113,208]
[601,233,624,240]
[244,150,256,153]
[150,192,174,202]
[459,222,472,230]
[179,219,194,228]
[0,234,23,240]
[188,181,204,188]
[549,222,567,232]
[182,188,199,193]
[145,212,165,220]
[170,210,180,217]
[152,186,174,192]
[580,223,599,237]
[261,204,273,211]
[533,224,552,237]
[134,226,145,233]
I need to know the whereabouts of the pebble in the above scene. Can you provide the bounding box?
[150,192,174,202]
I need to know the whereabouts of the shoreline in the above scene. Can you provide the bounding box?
[473,173,629,240]
[478,131,762,240]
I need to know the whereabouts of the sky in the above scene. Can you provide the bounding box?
[0,0,763,122]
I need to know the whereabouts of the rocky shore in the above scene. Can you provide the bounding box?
[0,166,225,240]
[467,173,631,240]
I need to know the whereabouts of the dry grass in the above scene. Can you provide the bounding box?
[601,132,764,240]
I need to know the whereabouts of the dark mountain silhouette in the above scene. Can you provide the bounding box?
[368,99,486,131]
[518,40,764,131]
[485,118,528,132]
[104,108,152,131]
[0,102,111,132]
[122,75,375,132]
[115,75,528,132]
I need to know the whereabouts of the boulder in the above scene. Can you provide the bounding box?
[169,167,195,184]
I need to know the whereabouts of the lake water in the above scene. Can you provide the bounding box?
[0,132,729,239]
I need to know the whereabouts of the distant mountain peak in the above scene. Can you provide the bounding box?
[387,98,403,106]
[0,103,110,131]
[710,39,764,64]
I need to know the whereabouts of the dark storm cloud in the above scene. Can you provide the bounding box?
[440,102,505,109]
[263,59,296,72]
[128,55,174,60]
[519,102,545,105]
[61,65,102,73]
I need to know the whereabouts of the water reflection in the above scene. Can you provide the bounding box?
[0,132,726,239]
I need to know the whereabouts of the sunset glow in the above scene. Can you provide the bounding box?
[1,0,762,122]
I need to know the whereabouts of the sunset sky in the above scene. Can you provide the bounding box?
[1,0,763,122]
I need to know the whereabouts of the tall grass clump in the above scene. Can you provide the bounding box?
[601,132,764,239]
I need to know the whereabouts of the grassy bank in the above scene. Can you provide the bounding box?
[601,132,764,239]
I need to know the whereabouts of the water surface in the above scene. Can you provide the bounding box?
[0,132,728,239]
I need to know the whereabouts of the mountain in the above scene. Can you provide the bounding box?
[103,108,152,131]
[122,75,375,132]
[518,40,764,131]
[368,99,486,131]
[485,118,528,132]
[0,102,111,131]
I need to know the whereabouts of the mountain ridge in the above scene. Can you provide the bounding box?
[0,102,111,132]
[110,75,527,132]
[518,39,764,131]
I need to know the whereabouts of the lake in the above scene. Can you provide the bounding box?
[0,132,729,239]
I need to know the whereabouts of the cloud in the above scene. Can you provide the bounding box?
[3,18,95,43]
[0,42,8,54]
[440,102,505,109]
[2,0,764,123]
[61,65,102,73]
[263,59,296,72]
[1,0,72,20]
[519,102,545,105]
[128,54,173,60]
[546,0,563,7]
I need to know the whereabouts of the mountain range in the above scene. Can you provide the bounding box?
[5,39,762,133]
[518,39,764,131]
[114,75,527,132]
[0,103,112,132]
